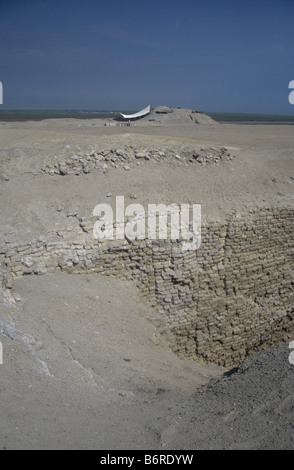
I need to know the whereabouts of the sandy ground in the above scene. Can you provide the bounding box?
[0,118,293,449]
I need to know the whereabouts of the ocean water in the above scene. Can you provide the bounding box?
[0,109,293,124]
[0,110,120,122]
[208,112,294,124]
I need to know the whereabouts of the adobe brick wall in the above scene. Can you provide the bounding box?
[1,207,293,367]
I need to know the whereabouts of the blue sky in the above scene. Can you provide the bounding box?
[0,0,293,113]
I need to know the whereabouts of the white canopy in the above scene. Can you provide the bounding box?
[119,105,151,120]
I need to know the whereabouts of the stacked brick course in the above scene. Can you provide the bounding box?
[1,207,293,367]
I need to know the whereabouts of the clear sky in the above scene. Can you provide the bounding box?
[0,0,294,114]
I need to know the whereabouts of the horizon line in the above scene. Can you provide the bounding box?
[0,108,294,117]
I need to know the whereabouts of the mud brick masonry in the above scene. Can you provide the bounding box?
[1,204,293,368]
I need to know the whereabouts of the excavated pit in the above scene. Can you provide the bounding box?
[1,120,294,449]
[1,142,293,368]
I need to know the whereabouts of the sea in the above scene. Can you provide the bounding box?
[0,109,293,124]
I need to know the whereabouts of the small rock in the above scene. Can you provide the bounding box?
[3,274,13,289]
[1,324,18,340]
[14,293,22,302]
[71,254,79,265]
[123,165,130,171]
[23,256,34,268]
[33,267,47,275]
[1,173,9,181]
[59,166,68,176]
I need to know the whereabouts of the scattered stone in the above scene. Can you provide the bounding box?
[3,274,13,289]
[135,152,146,159]
[1,172,9,181]
[23,256,34,268]
[41,145,235,177]
[59,165,68,176]
[0,323,18,340]
[13,293,22,302]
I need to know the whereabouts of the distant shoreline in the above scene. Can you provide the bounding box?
[209,112,294,125]
[0,109,293,124]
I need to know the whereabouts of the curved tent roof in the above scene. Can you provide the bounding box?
[119,105,151,120]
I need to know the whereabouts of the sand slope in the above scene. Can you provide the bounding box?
[0,272,222,450]
[160,344,294,450]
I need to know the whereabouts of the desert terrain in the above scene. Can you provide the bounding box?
[0,112,293,450]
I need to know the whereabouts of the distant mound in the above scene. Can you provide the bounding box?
[144,106,218,125]
[114,106,218,126]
